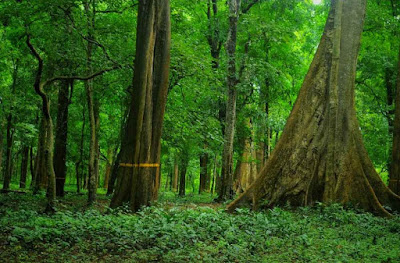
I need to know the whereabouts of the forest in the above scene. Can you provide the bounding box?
[0,0,400,262]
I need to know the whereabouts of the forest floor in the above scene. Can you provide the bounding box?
[0,185,400,262]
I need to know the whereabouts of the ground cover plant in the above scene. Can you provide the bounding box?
[1,190,399,262]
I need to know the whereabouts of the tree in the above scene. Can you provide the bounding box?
[227,0,400,217]
[53,80,73,197]
[110,0,171,211]
[218,0,241,201]
[390,46,400,195]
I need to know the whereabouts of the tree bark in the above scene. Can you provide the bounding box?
[179,155,188,197]
[85,0,98,204]
[27,36,57,212]
[110,0,171,211]
[3,113,14,190]
[0,124,3,180]
[389,45,400,194]
[104,147,113,189]
[199,150,209,193]
[33,117,47,194]
[172,159,178,191]
[218,0,241,201]
[54,80,72,197]
[19,146,29,188]
[227,0,400,217]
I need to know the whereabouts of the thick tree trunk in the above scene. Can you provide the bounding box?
[54,80,71,197]
[389,46,400,194]
[110,0,171,211]
[218,0,241,201]
[19,146,29,188]
[227,0,400,217]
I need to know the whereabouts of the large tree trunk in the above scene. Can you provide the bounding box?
[389,46,400,195]
[218,0,241,201]
[19,146,29,188]
[110,0,171,211]
[227,0,400,217]
[54,80,72,197]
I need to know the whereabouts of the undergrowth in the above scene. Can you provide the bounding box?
[0,192,399,262]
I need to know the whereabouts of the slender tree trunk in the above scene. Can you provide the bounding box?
[172,160,178,191]
[0,122,4,180]
[84,0,98,204]
[33,117,47,194]
[19,146,29,188]
[106,150,121,195]
[76,103,86,193]
[28,146,34,187]
[218,0,241,201]
[110,0,171,211]
[104,147,113,189]
[179,156,188,197]
[3,114,14,190]
[228,0,400,217]
[389,46,400,194]
[199,150,208,193]
[54,80,72,197]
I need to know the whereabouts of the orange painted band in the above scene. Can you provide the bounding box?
[119,163,160,168]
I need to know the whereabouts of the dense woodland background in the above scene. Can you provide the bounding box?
[0,0,398,200]
[1,0,400,261]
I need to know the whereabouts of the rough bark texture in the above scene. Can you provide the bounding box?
[110,0,171,211]
[54,80,72,197]
[227,0,400,217]
[218,0,241,201]
[19,146,29,188]
[234,119,258,193]
[389,46,400,195]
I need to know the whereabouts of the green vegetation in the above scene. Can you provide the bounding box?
[1,0,400,261]
[1,192,399,263]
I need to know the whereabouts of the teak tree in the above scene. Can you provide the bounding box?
[110,0,171,211]
[227,0,400,217]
